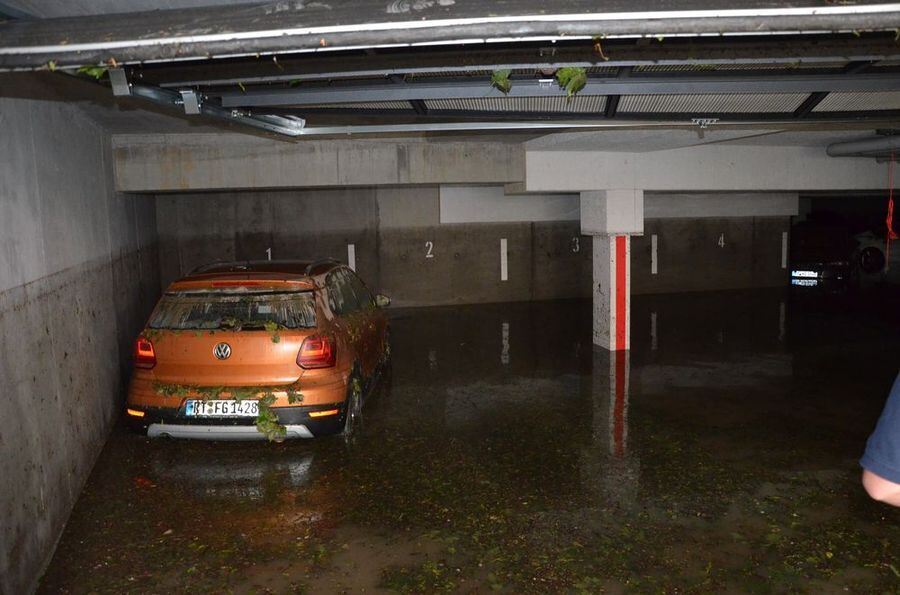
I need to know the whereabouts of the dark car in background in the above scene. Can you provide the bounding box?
[790,215,857,291]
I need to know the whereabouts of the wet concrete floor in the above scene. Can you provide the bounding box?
[39,289,900,593]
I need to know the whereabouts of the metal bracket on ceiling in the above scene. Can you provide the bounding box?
[691,117,719,129]
[108,67,131,97]
[691,117,719,139]
[177,89,202,114]
[121,83,306,137]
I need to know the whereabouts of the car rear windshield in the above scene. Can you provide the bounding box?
[148,291,316,330]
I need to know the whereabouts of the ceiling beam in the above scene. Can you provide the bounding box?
[3,1,900,70]
[146,36,900,89]
[219,73,900,108]
[792,92,830,118]
[604,96,621,119]
[604,66,631,119]
[792,60,874,118]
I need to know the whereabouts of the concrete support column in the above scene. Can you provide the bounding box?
[581,189,643,351]
[593,234,632,351]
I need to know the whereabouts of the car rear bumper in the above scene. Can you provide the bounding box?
[146,423,314,440]
[128,403,345,439]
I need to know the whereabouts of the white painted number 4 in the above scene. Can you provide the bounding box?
[717,234,726,248]
[425,241,434,258]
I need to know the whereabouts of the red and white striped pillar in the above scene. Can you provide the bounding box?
[593,234,631,351]
[581,189,642,351]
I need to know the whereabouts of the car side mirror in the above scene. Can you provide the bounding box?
[375,294,391,308]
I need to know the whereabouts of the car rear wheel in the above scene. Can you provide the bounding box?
[859,246,886,275]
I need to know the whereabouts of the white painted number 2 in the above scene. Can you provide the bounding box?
[571,237,580,253]
[717,233,726,248]
[265,247,272,260]
[425,241,434,258]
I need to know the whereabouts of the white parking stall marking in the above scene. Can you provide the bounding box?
[500,238,508,281]
[781,231,788,269]
[347,243,356,271]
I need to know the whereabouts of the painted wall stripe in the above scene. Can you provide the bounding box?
[501,322,510,365]
[500,237,508,281]
[651,233,658,275]
[781,231,788,269]
[347,243,356,271]
[615,235,627,351]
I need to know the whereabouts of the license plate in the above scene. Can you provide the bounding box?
[791,270,818,278]
[791,278,818,287]
[185,400,259,417]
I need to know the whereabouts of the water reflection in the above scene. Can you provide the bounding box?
[146,450,315,500]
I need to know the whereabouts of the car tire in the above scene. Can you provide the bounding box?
[859,246,886,275]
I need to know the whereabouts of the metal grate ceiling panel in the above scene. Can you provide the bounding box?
[298,100,412,110]
[634,62,848,72]
[619,93,807,113]
[813,91,900,111]
[424,95,607,113]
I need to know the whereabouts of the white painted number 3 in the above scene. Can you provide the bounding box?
[572,237,580,253]
[717,233,726,248]
[425,241,434,258]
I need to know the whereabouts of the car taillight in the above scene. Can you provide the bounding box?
[297,335,336,369]
[134,337,157,369]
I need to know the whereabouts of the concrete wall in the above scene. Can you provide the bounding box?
[155,188,790,305]
[155,187,592,306]
[633,217,790,294]
[0,94,159,595]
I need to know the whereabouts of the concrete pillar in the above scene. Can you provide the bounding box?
[581,189,643,351]
[593,235,631,350]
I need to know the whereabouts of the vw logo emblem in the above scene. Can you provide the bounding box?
[213,342,232,360]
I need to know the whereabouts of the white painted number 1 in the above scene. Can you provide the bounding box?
[265,247,272,260]
[425,241,434,258]
[717,233,726,248]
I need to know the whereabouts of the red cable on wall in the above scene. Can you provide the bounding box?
[887,153,898,269]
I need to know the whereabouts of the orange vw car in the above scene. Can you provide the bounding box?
[125,260,390,440]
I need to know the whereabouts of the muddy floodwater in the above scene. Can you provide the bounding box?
[39,289,900,593]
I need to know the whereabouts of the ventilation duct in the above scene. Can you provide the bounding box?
[826,136,900,157]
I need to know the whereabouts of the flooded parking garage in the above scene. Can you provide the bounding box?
[5,6,900,591]
[38,290,900,593]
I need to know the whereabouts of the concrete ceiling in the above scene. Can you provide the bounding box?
[0,0,262,18]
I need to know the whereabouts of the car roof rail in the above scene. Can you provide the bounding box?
[304,258,341,276]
